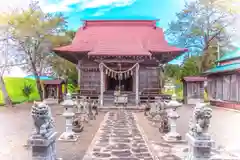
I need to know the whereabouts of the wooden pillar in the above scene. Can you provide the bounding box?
[135,63,139,105]
[77,60,81,88]
[43,85,46,99]
[99,63,104,106]
[56,85,59,100]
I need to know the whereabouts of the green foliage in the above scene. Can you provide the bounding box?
[22,83,34,101]
[67,83,75,93]
[164,64,182,79]
[0,78,40,104]
[181,56,201,78]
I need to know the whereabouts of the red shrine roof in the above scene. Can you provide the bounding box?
[53,20,187,63]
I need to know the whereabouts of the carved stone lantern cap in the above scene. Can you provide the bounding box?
[166,93,182,108]
[61,92,75,107]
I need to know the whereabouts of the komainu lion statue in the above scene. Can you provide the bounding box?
[31,101,54,138]
[190,104,212,136]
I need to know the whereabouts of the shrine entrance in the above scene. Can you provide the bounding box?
[46,86,57,98]
[106,76,133,91]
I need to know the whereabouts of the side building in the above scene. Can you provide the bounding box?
[204,48,240,110]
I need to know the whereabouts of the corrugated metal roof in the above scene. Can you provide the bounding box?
[217,48,240,62]
[204,63,240,74]
[53,20,187,62]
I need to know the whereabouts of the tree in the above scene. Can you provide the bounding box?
[47,31,78,93]
[181,56,202,78]
[166,0,235,71]
[8,1,67,100]
[164,64,182,79]
[0,24,13,106]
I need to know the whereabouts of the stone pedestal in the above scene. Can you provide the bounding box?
[28,132,58,160]
[59,112,78,141]
[185,133,214,160]
[163,93,183,142]
[163,108,183,142]
[58,93,78,141]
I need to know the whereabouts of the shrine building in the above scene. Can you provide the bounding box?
[53,18,187,106]
[204,47,240,110]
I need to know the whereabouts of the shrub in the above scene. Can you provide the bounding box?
[22,83,34,101]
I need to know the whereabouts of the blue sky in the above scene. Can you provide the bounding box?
[59,0,186,31]
[2,0,188,77]
[43,0,186,64]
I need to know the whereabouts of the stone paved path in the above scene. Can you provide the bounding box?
[82,110,154,160]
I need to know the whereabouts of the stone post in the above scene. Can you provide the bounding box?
[28,102,60,160]
[163,93,182,142]
[185,103,214,160]
[58,93,78,141]
[99,63,104,107]
[135,63,139,105]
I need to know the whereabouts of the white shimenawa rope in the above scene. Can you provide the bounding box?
[100,62,139,74]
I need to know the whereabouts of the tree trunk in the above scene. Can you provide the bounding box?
[0,76,13,107]
[64,78,68,94]
[31,62,43,101]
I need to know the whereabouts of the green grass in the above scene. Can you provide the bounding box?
[0,77,40,105]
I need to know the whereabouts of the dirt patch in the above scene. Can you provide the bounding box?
[0,103,105,160]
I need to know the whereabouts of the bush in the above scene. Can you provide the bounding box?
[22,83,34,101]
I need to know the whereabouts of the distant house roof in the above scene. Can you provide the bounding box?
[217,48,240,62]
[204,63,240,75]
[183,76,206,82]
[24,75,54,80]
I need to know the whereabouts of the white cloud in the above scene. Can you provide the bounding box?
[92,8,112,16]
[0,0,135,13]
[43,0,135,13]
[80,0,135,9]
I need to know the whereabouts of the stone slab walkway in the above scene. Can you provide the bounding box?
[82,110,154,160]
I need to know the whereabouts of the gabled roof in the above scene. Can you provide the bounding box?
[53,20,187,63]
[217,48,240,62]
[204,63,240,75]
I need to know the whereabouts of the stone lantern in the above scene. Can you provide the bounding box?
[163,93,183,142]
[58,93,78,141]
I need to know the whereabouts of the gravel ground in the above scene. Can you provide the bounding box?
[135,105,240,155]
[1,104,240,160]
[0,103,105,160]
